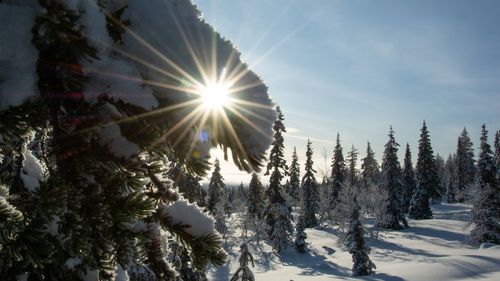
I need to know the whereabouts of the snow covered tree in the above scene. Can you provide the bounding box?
[346,145,359,188]
[435,153,446,201]
[263,106,293,253]
[300,139,319,228]
[207,159,225,214]
[378,127,405,229]
[346,197,376,276]
[409,121,438,219]
[401,143,417,212]
[494,130,500,179]
[167,163,206,206]
[0,1,276,279]
[247,173,266,219]
[294,215,307,253]
[444,154,458,203]
[456,128,476,202]
[230,243,255,281]
[287,146,301,203]
[470,124,500,244]
[330,133,347,205]
[360,141,380,189]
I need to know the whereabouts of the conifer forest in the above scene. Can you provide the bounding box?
[0,0,499,280]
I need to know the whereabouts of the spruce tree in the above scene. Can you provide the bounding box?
[330,133,347,205]
[401,143,417,212]
[470,124,500,244]
[347,145,359,188]
[0,1,276,279]
[360,142,380,188]
[287,147,301,203]
[346,197,376,276]
[263,106,293,253]
[435,153,446,201]
[444,154,458,203]
[230,243,255,281]
[409,121,438,219]
[456,128,476,202]
[247,173,266,219]
[300,140,319,228]
[207,159,225,214]
[378,127,405,229]
[494,130,500,179]
[294,215,307,253]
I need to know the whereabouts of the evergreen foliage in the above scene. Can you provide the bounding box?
[409,121,438,219]
[494,130,500,179]
[287,147,301,203]
[330,133,347,205]
[0,1,276,279]
[263,107,293,253]
[360,142,380,188]
[444,154,458,203]
[346,197,376,276]
[401,144,417,212]
[230,243,255,281]
[247,173,266,220]
[207,159,225,214]
[167,163,206,206]
[300,140,319,228]
[378,127,405,229]
[294,215,307,253]
[456,128,476,202]
[346,145,359,188]
[470,125,500,244]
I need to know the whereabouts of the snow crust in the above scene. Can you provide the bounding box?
[115,264,129,281]
[162,199,215,237]
[0,3,38,110]
[98,123,140,158]
[20,147,45,192]
[65,257,82,270]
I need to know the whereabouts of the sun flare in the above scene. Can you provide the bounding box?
[198,81,232,110]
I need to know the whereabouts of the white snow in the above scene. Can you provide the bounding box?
[47,215,60,236]
[115,264,129,281]
[20,147,45,192]
[0,3,38,110]
[162,199,215,237]
[209,203,500,281]
[65,257,82,270]
[15,273,28,281]
[129,220,147,233]
[81,267,99,281]
[98,123,140,158]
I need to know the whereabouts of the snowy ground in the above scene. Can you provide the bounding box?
[208,204,500,281]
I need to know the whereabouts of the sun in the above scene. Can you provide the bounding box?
[198,81,232,110]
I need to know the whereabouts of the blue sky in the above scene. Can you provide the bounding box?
[193,0,500,184]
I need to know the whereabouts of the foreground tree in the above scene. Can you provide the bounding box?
[230,243,255,281]
[287,147,301,203]
[456,128,476,202]
[264,107,293,253]
[401,144,417,212]
[470,125,500,244]
[300,140,319,228]
[378,127,405,229]
[0,1,275,279]
[346,197,376,276]
[409,121,438,219]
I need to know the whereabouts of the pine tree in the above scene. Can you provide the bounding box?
[470,124,500,244]
[409,121,438,219]
[230,243,255,281]
[247,173,266,220]
[444,154,458,203]
[300,140,319,228]
[346,197,376,276]
[347,145,359,188]
[456,128,476,202]
[360,142,380,188]
[294,215,307,253]
[207,159,225,214]
[287,147,301,203]
[401,143,417,212]
[330,133,347,205]
[494,130,500,179]
[263,106,293,253]
[0,1,276,279]
[378,127,405,229]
